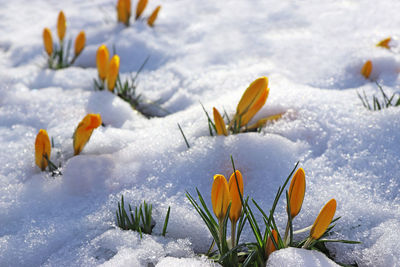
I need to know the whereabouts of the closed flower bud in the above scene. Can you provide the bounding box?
[211,174,231,221]
[74,31,86,56]
[107,55,120,92]
[288,168,306,219]
[236,77,268,117]
[117,0,131,25]
[136,0,148,20]
[117,0,124,22]
[213,107,228,136]
[265,229,278,257]
[228,170,243,223]
[73,114,102,155]
[240,87,269,127]
[376,37,391,49]
[57,11,67,41]
[35,129,51,171]
[147,6,161,27]
[43,28,53,56]
[125,0,131,17]
[361,60,372,79]
[96,45,110,81]
[310,199,337,240]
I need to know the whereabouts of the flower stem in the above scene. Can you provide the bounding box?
[231,221,237,248]
[283,221,290,246]
[218,218,224,248]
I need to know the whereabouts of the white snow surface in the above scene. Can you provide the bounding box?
[1,0,400,266]
[267,248,338,267]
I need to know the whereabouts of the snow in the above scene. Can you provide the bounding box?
[267,248,338,267]
[1,0,400,266]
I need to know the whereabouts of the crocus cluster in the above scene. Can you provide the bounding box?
[95,44,120,92]
[211,170,243,247]
[42,11,86,69]
[212,77,283,135]
[34,114,102,171]
[284,168,337,250]
[360,36,396,80]
[188,162,344,266]
[117,0,161,27]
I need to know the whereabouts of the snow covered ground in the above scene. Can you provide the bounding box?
[1,0,400,266]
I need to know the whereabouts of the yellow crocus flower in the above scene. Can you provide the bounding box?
[96,45,110,81]
[43,28,53,56]
[107,55,120,92]
[228,170,243,223]
[213,107,228,136]
[117,0,131,25]
[310,199,337,240]
[236,77,268,118]
[211,174,231,221]
[35,129,51,171]
[117,0,125,22]
[136,0,148,20]
[73,114,102,155]
[240,87,269,127]
[74,31,86,57]
[147,5,161,27]
[376,37,391,49]
[265,229,278,257]
[288,168,306,219]
[361,60,372,79]
[125,0,131,18]
[57,11,67,41]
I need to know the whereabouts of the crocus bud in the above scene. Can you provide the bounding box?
[310,199,337,240]
[57,11,67,41]
[376,37,391,49]
[211,174,231,221]
[361,60,372,79]
[228,170,243,223]
[73,114,102,155]
[96,45,110,81]
[35,129,51,171]
[117,0,131,25]
[43,28,53,56]
[117,0,125,22]
[125,0,131,18]
[136,0,148,20]
[107,55,120,92]
[74,31,86,56]
[236,77,268,117]
[147,5,161,27]
[288,168,306,219]
[265,229,278,257]
[213,107,228,136]
[240,87,269,127]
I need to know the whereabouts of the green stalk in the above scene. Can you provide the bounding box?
[231,220,237,248]
[283,222,290,246]
[218,218,224,248]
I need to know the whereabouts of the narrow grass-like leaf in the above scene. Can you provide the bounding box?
[162,206,170,236]
[200,102,216,136]
[178,123,190,148]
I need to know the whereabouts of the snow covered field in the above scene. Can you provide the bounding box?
[1,0,400,266]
